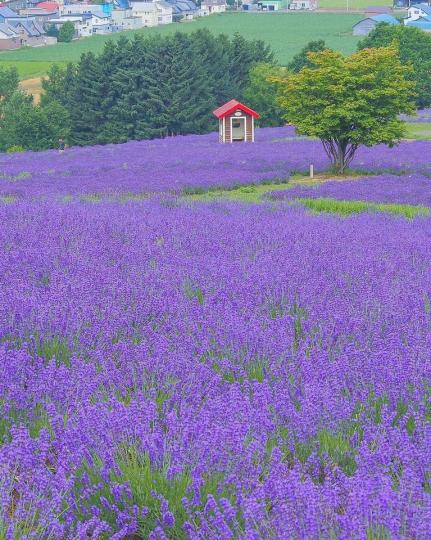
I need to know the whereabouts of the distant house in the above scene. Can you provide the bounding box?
[289,0,317,10]
[0,21,20,49]
[156,1,173,24]
[8,18,47,45]
[111,7,143,30]
[47,14,96,37]
[404,3,431,30]
[352,14,400,35]
[257,0,288,10]
[405,3,431,20]
[129,0,159,26]
[0,6,21,22]
[19,7,60,24]
[166,0,198,21]
[36,1,60,11]
[242,2,259,10]
[200,0,226,15]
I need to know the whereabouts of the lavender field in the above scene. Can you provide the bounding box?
[1,128,431,539]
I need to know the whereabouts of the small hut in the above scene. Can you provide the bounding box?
[213,99,260,143]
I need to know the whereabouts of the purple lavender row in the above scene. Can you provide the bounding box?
[269,174,431,207]
[0,128,430,198]
[1,199,430,537]
[399,108,431,123]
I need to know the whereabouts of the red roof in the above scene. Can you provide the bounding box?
[213,99,260,120]
[37,1,59,10]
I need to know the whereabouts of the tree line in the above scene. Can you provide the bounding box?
[45,30,273,146]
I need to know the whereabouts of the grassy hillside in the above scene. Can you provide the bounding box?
[0,12,362,71]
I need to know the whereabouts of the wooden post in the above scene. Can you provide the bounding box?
[309,164,314,179]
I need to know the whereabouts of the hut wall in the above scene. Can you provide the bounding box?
[225,115,232,142]
[245,116,253,142]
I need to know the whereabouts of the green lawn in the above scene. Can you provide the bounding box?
[0,13,362,76]
[0,61,63,80]
[318,0,391,9]
[405,123,431,140]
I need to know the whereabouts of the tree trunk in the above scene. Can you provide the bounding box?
[322,139,359,175]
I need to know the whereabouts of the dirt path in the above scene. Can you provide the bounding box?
[19,77,43,104]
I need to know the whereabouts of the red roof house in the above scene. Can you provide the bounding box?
[213,99,260,143]
[37,1,59,11]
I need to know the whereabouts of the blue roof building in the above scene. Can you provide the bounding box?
[352,14,400,36]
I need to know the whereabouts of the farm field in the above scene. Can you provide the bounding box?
[0,13,362,78]
[1,127,431,537]
[318,0,392,8]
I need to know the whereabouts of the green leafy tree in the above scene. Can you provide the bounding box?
[358,23,431,109]
[0,93,69,151]
[288,39,327,73]
[58,21,75,43]
[243,63,285,127]
[41,63,77,107]
[273,47,415,174]
[0,65,19,106]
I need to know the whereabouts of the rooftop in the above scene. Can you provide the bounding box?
[213,99,260,119]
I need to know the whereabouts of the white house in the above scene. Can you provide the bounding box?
[200,0,226,15]
[47,14,94,37]
[111,8,143,30]
[289,0,317,9]
[129,0,159,26]
[405,3,431,22]
[156,1,173,24]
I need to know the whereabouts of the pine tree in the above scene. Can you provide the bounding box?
[190,30,233,106]
[136,33,216,138]
[69,53,106,145]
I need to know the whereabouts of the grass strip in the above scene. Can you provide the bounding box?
[295,197,430,218]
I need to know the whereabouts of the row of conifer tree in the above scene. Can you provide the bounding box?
[41,30,273,147]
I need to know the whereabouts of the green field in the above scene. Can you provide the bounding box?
[318,0,391,8]
[0,61,64,80]
[405,123,431,140]
[0,12,362,77]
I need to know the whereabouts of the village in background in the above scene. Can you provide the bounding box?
[0,0,430,50]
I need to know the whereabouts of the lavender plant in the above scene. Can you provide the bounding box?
[1,129,431,538]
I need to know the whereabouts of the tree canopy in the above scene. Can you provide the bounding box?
[58,21,75,43]
[243,63,285,127]
[287,39,327,73]
[358,23,431,109]
[273,47,415,174]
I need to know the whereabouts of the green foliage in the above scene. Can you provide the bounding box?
[287,39,327,73]
[42,31,272,146]
[243,63,285,127]
[6,145,25,153]
[358,23,431,108]
[0,60,61,80]
[404,122,431,140]
[295,197,429,218]
[76,447,236,539]
[0,92,70,152]
[0,64,19,111]
[58,21,75,43]
[273,47,415,173]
